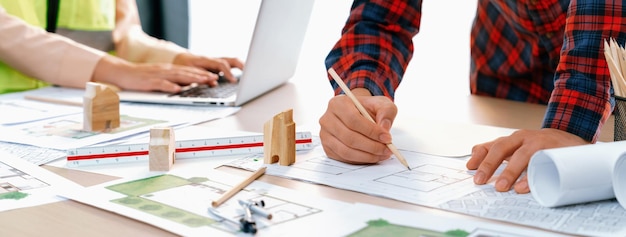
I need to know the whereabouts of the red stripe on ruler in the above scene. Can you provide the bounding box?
[176,142,263,153]
[67,151,149,161]
[67,138,313,161]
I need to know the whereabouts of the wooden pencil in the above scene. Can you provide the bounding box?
[211,166,266,207]
[604,39,626,97]
[24,95,83,107]
[328,68,411,170]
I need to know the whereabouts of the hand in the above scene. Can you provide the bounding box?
[92,55,218,93]
[173,53,244,83]
[319,88,397,164]
[466,128,589,193]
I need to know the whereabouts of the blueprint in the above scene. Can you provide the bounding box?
[312,203,569,237]
[0,150,80,211]
[0,113,171,150]
[225,145,626,237]
[0,141,66,165]
[0,86,240,153]
[0,99,80,125]
[58,164,350,236]
[528,141,626,208]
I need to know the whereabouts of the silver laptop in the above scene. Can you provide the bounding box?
[118,0,315,106]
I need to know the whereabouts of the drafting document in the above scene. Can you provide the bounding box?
[0,102,239,150]
[79,102,240,147]
[528,141,626,209]
[0,112,179,150]
[0,99,81,125]
[0,86,239,148]
[58,166,350,236]
[307,203,570,237]
[12,86,243,126]
[0,87,238,128]
[0,150,81,212]
[225,145,626,237]
[0,142,66,165]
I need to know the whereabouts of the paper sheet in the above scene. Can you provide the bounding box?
[0,142,65,165]
[528,141,626,207]
[0,150,81,212]
[309,203,570,237]
[613,152,626,209]
[58,164,351,236]
[0,87,240,150]
[225,144,626,237]
[391,116,517,157]
[0,113,184,150]
[0,99,81,125]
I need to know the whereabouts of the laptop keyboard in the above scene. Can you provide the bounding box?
[169,83,238,98]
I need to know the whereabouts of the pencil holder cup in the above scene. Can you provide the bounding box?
[616,96,626,141]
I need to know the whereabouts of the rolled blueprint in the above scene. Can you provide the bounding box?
[614,152,626,209]
[528,141,626,207]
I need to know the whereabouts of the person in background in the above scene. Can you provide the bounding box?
[320,0,624,194]
[0,0,243,94]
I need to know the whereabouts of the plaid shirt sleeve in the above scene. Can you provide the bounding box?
[327,0,621,142]
[543,0,625,142]
[324,0,422,99]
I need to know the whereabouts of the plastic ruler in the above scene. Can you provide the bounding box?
[66,132,313,167]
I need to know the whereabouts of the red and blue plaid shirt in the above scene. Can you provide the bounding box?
[326,0,626,142]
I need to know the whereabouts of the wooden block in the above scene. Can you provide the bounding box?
[263,109,296,166]
[149,127,176,171]
[83,82,120,132]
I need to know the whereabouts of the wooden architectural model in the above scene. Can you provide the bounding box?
[149,127,176,171]
[83,82,120,131]
[263,109,296,166]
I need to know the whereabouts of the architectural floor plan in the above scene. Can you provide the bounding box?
[59,164,350,236]
[0,151,79,211]
[226,145,626,237]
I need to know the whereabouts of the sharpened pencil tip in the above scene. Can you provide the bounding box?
[407,167,411,171]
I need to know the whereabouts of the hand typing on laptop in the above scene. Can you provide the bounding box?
[90,55,242,94]
[173,54,244,86]
[0,1,245,95]
[170,70,242,99]
[116,0,314,107]
[109,54,244,94]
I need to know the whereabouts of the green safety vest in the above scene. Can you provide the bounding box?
[0,0,115,94]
